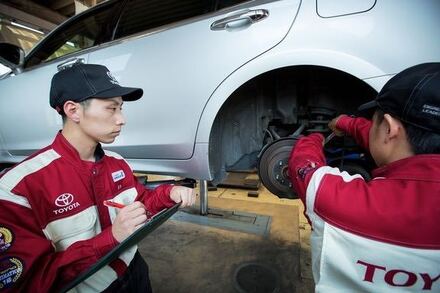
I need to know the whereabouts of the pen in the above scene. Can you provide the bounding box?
[103,200,126,209]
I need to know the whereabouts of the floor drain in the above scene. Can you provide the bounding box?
[234,262,280,293]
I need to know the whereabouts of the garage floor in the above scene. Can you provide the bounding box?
[137,176,314,293]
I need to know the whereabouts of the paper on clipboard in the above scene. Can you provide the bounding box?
[60,203,181,293]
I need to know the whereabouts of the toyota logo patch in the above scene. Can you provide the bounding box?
[55,193,74,207]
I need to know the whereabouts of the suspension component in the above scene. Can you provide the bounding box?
[306,107,335,133]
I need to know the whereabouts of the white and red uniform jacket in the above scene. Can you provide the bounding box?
[288,115,440,292]
[0,132,175,292]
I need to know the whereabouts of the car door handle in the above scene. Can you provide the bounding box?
[210,9,269,31]
[57,57,86,71]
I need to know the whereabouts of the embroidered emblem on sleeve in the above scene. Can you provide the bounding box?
[0,257,24,289]
[0,227,13,253]
[297,161,319,180]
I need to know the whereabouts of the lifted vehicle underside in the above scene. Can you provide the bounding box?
[209,66,377,198]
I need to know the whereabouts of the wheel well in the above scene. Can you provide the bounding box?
[209,65,377,184]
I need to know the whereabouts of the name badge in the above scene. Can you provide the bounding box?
[112,170,125,182]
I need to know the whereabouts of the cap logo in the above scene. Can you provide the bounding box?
[422,104,440,117]
[106,71,120,85]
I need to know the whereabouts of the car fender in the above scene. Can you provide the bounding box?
[195,48,388,145]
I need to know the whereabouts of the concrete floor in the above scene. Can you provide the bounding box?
[137,176,314,293]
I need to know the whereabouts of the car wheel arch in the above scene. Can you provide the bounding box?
[197,55,380,183]
[196,49,385,145]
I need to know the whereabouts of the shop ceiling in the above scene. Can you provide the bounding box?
[0,0,106,33]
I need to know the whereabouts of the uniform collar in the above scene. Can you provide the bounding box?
[51,131,105,165]
[372,154,440,180]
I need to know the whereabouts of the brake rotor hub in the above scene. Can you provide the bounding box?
[258,138,298,199]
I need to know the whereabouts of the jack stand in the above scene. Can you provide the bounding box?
[199,179,208,215]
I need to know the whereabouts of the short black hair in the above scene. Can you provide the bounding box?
[375,109,440,154]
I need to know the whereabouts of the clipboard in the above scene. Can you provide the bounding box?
[60,203,181,293]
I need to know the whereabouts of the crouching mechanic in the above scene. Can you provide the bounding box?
[288,63,440,292]
[0,64,196,292]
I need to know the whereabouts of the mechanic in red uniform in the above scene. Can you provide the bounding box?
[288,63,440,292]
[0,64,196,292]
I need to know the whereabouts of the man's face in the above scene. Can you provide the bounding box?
[78,97,125,144]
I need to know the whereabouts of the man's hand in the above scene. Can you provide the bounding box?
[111,201,147,243]
[170,186,196,207]
[328,115,347,136]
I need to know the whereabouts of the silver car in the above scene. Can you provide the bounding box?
[1,0,439,198]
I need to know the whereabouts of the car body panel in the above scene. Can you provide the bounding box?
[196,0,440,144]
[0,54,89,156]
[285,0,440,75]
[88,0,300,159]
[316,0,377,18]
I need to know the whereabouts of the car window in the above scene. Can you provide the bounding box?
[114,0,254,40]
[216,0,250,10]
[114,0,217,39]
[25,2,118,68]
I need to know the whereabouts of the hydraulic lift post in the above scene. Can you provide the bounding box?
[199,179,208,215]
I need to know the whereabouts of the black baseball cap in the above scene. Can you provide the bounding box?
[50,63,143,113]
[358,62,440,134]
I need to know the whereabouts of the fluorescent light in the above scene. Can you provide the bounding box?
[66,41,75,47]
[10,21,44,34]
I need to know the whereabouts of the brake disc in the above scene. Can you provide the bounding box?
[258,138,298,199]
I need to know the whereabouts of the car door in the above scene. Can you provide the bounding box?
[88,0,301,160]
[0,1,120,159]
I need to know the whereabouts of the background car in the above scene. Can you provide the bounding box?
[1,0,439,198]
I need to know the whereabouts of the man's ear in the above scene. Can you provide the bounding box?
[383,114,403,140]
[63,101,81,123]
